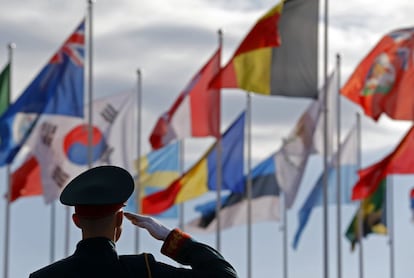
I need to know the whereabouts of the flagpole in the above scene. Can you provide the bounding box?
[65,0,95,257]
[335,53,342,278]
[246,92,252,278]
[135,68,142,253]
[388,176,394,278]
[322,0,330,275]
[215,29,223,251]
[178,140,185,232]
[87,0,94,168]
[3,42,15,278]
[50,201,56,263]
[282,195,288,278]
[356,112,364,278]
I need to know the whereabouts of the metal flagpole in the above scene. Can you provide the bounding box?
[178,140,185,231]
[282,195,288,278]
[356,112,364,278]
[335,54,342,278]
[322,0,330,276]
[215,29,223,252]
[65,0,95,257]
[3,42,15,278]
[135,69,142,253]
[246,92,252,278]
[86,1,94,168]
[388,177,394,278]
[50,201,56,263]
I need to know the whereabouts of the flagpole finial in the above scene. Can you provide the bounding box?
[7,43,16,50]
[137,68,141,75]
[217,29,223,47]
[88,0,95,4]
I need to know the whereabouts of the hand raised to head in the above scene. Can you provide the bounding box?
[124,212,171,241]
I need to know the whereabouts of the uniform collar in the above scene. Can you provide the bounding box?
[75,237,117,256]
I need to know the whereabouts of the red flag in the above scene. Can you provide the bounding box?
[352,125,414,200]
[149,47,221,149]
[341,28,414,121]
[10,156,43,202]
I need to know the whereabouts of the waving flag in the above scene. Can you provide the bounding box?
[142,112,245,215]
[352,125,414,200]
[341,28,414,121]
[274,82,327,208]
[11,91,137,202]
[149,47,221,149]
[10,156,42,201]
[313,70,339,158]
[185,153,280,233]
[0,19,85,166]
[292,125,358,249]
[210,0,318,98]
[346,179,387,251]
[126,142,181,218]
[0,63,10,115]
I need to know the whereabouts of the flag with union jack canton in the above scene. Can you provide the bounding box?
[0,19,85,166]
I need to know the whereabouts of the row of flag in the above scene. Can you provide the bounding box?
[0,0,413,255]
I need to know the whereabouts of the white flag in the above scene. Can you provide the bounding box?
[274,96,322,208]
[20,91,136,202]
[313,70,338,157]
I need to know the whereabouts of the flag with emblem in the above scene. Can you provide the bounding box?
[11,91,137,203]
[341,28,414,121]
[0,19,85,166]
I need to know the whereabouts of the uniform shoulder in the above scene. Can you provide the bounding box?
[29,256,75,278]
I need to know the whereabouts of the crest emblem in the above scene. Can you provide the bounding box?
[362,53,396,96]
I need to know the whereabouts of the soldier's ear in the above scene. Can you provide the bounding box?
[115,210,123,228]
[72,213,81,229]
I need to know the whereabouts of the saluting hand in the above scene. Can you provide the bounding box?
[124,212,171,241]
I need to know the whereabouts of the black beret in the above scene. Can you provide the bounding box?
[60,165,134,206]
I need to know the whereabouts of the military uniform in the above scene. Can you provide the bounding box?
[29,166,238,278]
[29,228,237,278]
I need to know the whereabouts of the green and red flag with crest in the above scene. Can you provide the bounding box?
[341,28,414,121]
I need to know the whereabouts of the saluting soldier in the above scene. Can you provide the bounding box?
[29,165,238,278]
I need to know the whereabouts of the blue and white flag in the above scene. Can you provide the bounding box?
[292,124,358,249]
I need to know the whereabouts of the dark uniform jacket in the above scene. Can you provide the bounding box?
[29,229,238,278]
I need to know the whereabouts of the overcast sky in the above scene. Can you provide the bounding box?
[1,0,414,277]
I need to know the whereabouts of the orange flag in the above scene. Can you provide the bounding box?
[341,28,414,121]
[352,125,414,200]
